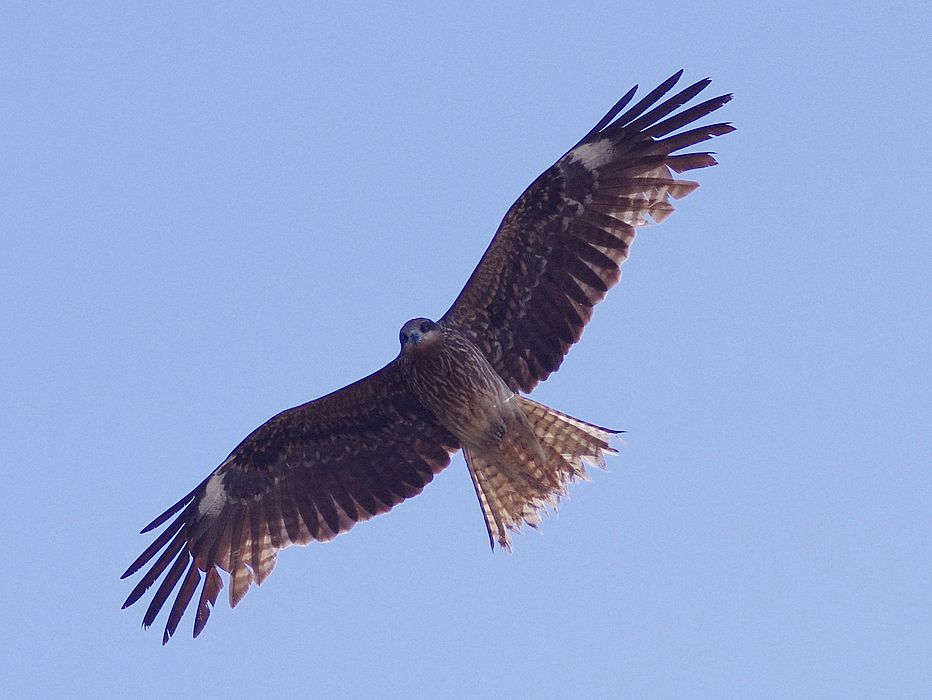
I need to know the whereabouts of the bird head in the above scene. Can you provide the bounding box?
[399,317,440,350]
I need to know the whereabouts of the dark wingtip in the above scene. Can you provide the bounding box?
[140,514,167,535]
[579,83,639,143]
[140,477,208,534]
[122,580,149,609]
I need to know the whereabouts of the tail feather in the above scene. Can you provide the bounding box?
[465,397,619,551]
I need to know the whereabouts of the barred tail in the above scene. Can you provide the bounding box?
[464,396,620,551]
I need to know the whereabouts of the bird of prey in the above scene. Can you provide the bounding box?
[123,70,733,643]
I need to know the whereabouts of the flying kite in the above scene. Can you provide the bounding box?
[123,71,733,643]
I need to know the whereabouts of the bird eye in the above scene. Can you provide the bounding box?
[419,321,430,334]
[399,331,407,344]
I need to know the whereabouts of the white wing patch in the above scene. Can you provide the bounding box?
[566,138,613,169]
[197,470,227,517]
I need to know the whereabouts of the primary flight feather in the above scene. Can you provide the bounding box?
[123,70,734,643]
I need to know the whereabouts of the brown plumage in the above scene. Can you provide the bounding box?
[122,70,734,643]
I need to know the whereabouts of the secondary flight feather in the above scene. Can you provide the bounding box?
[123,70,734,643]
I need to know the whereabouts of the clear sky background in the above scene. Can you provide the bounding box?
[2,2,930,697]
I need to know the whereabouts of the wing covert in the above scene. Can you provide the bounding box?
[442,71,734,392]
[121,361,459,643]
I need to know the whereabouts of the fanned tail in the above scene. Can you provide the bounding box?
[465,396,619,551]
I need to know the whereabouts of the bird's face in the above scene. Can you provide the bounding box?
[399,317,440,351]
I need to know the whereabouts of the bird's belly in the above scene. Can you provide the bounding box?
[432,387,514,448]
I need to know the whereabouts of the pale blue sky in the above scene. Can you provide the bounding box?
[2,2,930,697]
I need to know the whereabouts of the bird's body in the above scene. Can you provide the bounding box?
[399,319,615,548]
[123,71,734,643]
[400,320,517,450]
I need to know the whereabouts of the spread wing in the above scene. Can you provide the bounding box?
[121,362,459,643]
[442,71,734,393]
